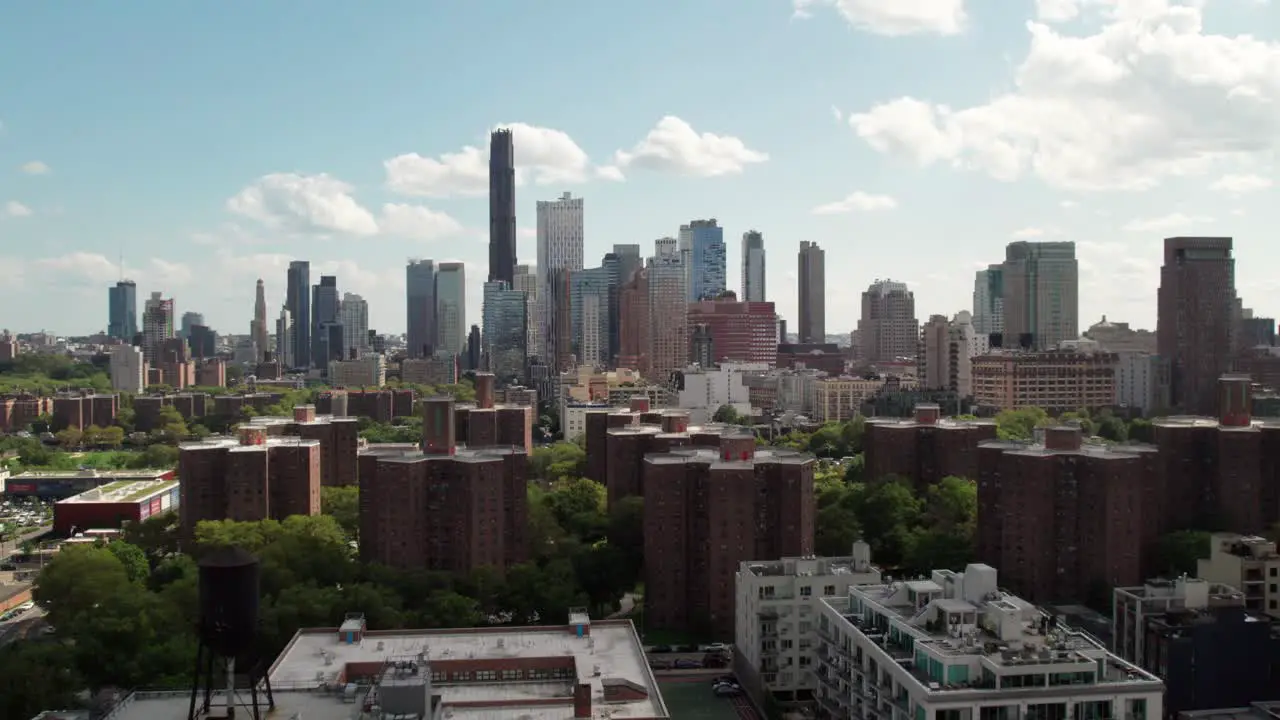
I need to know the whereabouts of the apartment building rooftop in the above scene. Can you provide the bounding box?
[825,563,1161,692]
[645,443,812,468]
[57,479,179,505]
[744,542,879,578]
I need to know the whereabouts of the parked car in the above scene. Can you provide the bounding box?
[648,659,671,670]
[673,659,702,669]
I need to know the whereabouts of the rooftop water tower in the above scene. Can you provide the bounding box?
[187,546,275,720]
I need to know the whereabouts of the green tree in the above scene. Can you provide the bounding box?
[712,405,742,424]
[530,441,587,483]
[995,407,1051,440]
[543,478,607,541]
[814,483,863,557]
[1096,415,1129,442]
[108,540,152,583]
[322,486,360,541]
[154,405,188,442]
[55,427,83,448]
[0,641,83,719]
[1128,418,1154,443]
[850,477,921,566]
[1154,530,1211,577]
[904,477,977,572]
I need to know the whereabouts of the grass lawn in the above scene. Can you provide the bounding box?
[658,680,740,720]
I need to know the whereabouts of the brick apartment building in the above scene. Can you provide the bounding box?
[775,343,845,376]
[452,373,533,453]
[972,348,1117,413]
[686,299,778,367]
[0,395,51,432]
[243,406,360,487]
[315,388,415,422]
[642,433,815,639]
[977,425,1153,604]
[177,427,321,536]
[357,396,528,574]
[50,393,120,432]
[863,403,998,490]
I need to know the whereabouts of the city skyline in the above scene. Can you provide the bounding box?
[1,1,1278,335]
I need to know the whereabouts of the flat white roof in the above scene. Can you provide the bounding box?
[269,621,667,719]
[57,480,179,505]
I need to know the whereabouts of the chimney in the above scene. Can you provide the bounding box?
[914,403,941,425]
[293,405,316,423]
[1043,426,1082,452]
[238,426,267,446]
[475,372,496,410]
[573,682,592,719]
[1219,373,1253,427]
[661,412,690,434]
[719,433,756,462]
[422,397,457,455]
[629,397,651,413]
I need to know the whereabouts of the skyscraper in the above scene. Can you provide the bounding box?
[435,262,466,356]
[339,293,369,358]
[606,244,642,365]
[858,280,919,363]
[286,261,311,369]
[141,291,175,365]
[406,259,436,358]
[252,278,269,361]
[107,280,137,341]
[179,312,204,339]
[275,306,293,367]
[742,230,766,303]
[513,264,538,366]
[571,264,611,368]
[647,238,688,380]
[1001,241,1078,350]
[489,129,517,285]
[681,219,726,301]
[972,265,1005,339]
[482,280,526,383]
[1158,237,1238,415]
[798,241,826,343]
[536,192,584,364]
[311,276,341,366]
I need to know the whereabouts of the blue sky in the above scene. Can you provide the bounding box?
[2,0,1278,337]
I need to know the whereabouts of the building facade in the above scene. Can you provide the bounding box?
[972,265,1004,339]
[1001,241,1079,350]
[681,219,726,301]
[798,241,826,344]
[536,192,585,363]
[108,280,138,341]
[814,564,1164,720]
[141,291,175,366]
[742,230,766,303]
[481,280,527,384]
[406,259,436,359]
[858,280,919,363]
[1158,237,1238,415]
[286,260,311,368]
[488,128,517,285]
[687,299,779,367]
[647,238,688,380]
[972,348,1117,412]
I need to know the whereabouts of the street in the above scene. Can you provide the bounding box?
[0,524,52,559]
[0,604,48,646]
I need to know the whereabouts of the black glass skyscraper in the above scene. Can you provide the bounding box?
[311,275,340,367]
[488,129,517,285]
[107,280,137,340]
[286,260,311,369]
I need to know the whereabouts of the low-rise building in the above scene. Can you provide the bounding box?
[53,479,180,534]
[734,542,883,709]
[1113,577,1280,714]
[328,355,387,388]
[87,611,671,720]
[972,348,1117,413]
[3,468,175,501]
[1197,533,1280,617]
[675,362,762,424]
[815,563,1164,720]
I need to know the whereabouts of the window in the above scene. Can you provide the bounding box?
[823,585,836,595]
[800,586,812,597]
[475,670,498,681]
[501,669,521,680]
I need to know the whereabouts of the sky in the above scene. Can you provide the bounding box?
[1,0,1278,338]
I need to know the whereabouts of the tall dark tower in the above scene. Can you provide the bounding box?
[488,129,517,285]
[1158,236,1238,415]
[189,547,274,720]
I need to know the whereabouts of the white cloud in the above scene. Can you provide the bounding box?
[812,191,898,215]
[1060,200,1080,209]
[31,253,193,291]
[379,203,464,241]
[227,173,379,236]
[1122,212,1213,232]
[831,106,845,123]
[20,161,49,175]
[613,116,768,177]
[517,227,536,240]
[1210,173,1273,193]
[385,122,608,198]
[849,0,1280,191]
[792,0,967,36]
[4,201,32,217]
[1011,227,1047,239]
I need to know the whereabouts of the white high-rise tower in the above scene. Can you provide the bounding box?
[536,192,584,364]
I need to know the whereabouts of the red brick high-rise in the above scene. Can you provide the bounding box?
[977,425,1153,603]
[1158,237,1238,415]
[51,393,119,432]
[359,396,528,573]
[452,373,533,453]
[177,428,321,536]
[643,432,814,639]
[617,267,650,374]
[686,299,778,367]
[864,404,998,490]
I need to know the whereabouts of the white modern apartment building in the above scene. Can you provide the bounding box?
[735,543,882,706]
[536,192,584,362]
[109,345,145,393]
[1113,351,1156,414]
[677,362,764,424]
[1197,533,1280,617]
[815,564,1163,720]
